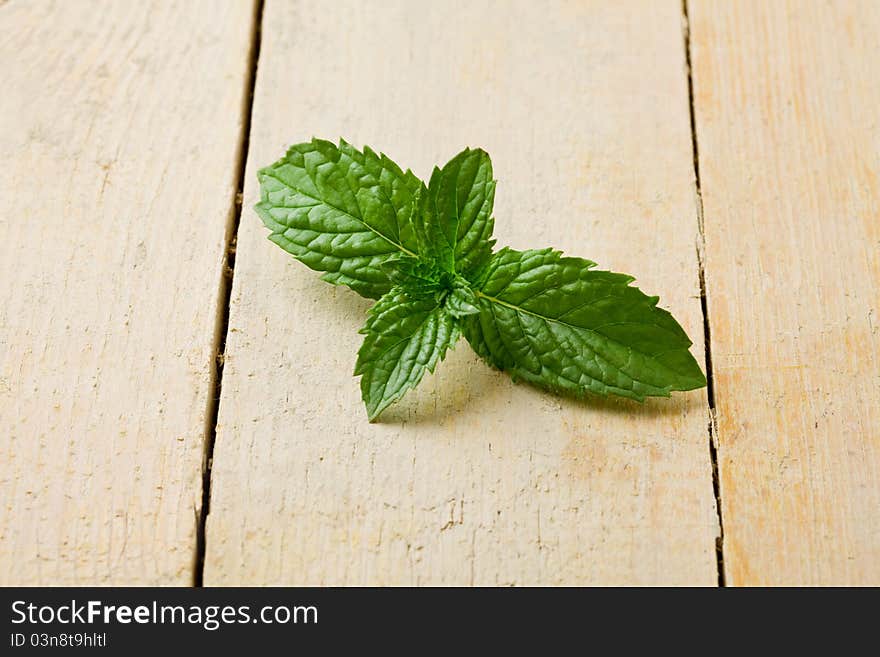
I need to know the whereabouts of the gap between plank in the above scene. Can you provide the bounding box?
[193,0,265,587]
[682,0,725,587]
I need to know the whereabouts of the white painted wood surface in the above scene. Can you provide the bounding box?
[691,0,880,584]
[204,0,718,585]
[0,0,256,584]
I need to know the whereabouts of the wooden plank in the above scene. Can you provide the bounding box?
[0,1,256,584]
[205,0,718,585]
[691,1,880,584]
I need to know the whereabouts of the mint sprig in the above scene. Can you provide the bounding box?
[257,139,707,420]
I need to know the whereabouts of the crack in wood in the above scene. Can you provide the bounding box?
[682,0,725,588]
[193,0,266,588]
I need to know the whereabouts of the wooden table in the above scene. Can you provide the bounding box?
[1,0,877,586]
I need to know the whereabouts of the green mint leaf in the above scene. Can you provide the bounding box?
[258,139,706,419]
[414,148,496,278]
[462,248,706,400]
[256,138,421,299]
[445,283,480,318]
[380,255,442,297]
[355,289,460,420]
[380,256,480,318]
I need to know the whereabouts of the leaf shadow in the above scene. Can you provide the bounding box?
[374,345,707,428]
[553,384,707,419]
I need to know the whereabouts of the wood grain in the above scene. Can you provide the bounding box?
[691,0,880,584]
[204,0,718,585]
[0,1,256,584]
